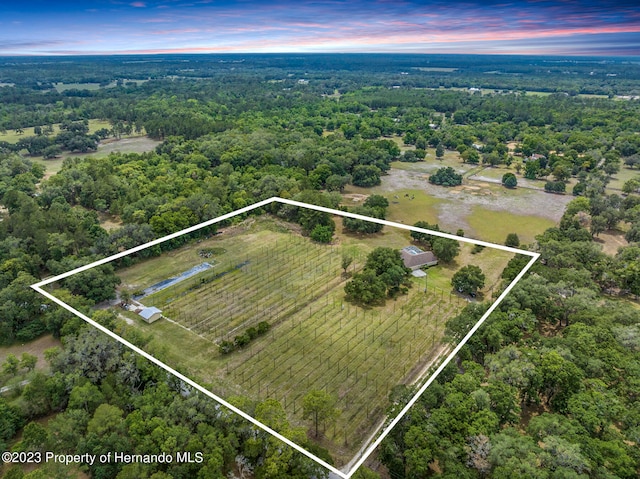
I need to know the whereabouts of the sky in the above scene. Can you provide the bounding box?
[1,0,639,56]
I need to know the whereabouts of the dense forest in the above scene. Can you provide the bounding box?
[1,54,640,479]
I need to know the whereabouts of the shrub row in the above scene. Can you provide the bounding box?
[218,321,270,354]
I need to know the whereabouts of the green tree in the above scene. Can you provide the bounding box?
[19,353,37,372]
[505,233,520,247]
[0,398,24,450]
[589,215,607,237]
[341,252,354,274]
[302,390,340,438]
[432,237,460,263]
[18,422,48,452]
[539,350,583,412]
[364,247,411,296]
[461,148,480,164]
[452,265,485,296]
[68,382,105,414]
[622,178,640,195]
[342,206,384,234]
[310,224,334,243]
[502,172,517,188]
[410,221,440,246]
[2,353,20,375]
[344,270,386,305]
[429,166,462,186]
[363,194,389,212]
[351,165,381,187]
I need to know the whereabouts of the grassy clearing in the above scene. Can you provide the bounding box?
[85,136,159,158]
[464,206,555,245]
[607,167,640,191]
[33,136,160,178]
[97,212,123,232]
[0,119,112,144]
[390,148,473,175]
[113,216,501,465]
[0,334,61,374]
[385,189,441,226]
[53,82,102,93]
[0,335,61,394]
[33,156,65,178]
[118,235,224,291]
[414,67,458,72]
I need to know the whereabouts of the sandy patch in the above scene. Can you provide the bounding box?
[374,168,571,225]
[595,230,629,256]
[343,193,368,203]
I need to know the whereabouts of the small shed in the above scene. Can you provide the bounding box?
[401,246,438,270]
[139,306,163,324]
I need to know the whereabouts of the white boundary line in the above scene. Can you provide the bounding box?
[31,197,538,478]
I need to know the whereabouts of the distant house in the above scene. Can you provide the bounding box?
[139,306,163,324]
[401,246,438,270]
[524,153,546,163]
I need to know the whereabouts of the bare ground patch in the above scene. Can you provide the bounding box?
[98,212,123,231]
[595,230,629,256]
[378,168,570,225]
[95,136,161,156]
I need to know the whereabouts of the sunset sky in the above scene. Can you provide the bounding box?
[1,0,639,56]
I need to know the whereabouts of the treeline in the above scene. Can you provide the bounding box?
[0,126,399,344]
[1,321,331,479]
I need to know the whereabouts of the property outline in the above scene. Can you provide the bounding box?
[31,197,539,479]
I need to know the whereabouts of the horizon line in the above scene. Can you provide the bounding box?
[1,51,639,59]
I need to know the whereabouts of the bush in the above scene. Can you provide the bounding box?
[343,206,384,234]
[502,172,517,188]
[505,233,520,247]
[218,322,271,354]
[429,167,462,187]
[218,340,235,355]
[310,224,334,243]
[234,333,251,348]
[400,150,425,162]
[471,244,485,254]
[544,181,566,194]
[246,327,258,340]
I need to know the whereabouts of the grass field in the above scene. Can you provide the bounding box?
[465,206,555,245]
[0,119,113,144]
[32,136,160,178]
[390,147,476,175]
[607,166,640,191]
[113,216,514,465]
[0,334,61,374]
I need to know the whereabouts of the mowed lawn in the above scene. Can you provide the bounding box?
[111,216,507,466]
